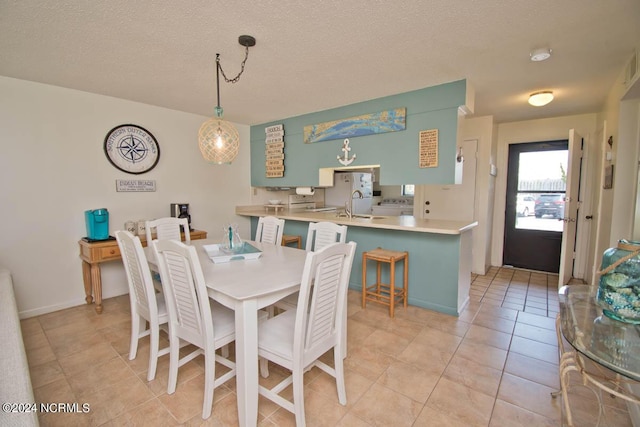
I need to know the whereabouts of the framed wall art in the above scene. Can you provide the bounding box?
[303,108,406,144]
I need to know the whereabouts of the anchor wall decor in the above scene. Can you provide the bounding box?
[337,138,356,166]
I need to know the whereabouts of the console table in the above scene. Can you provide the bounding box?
[556,285,640,426]
[78,229,207,313]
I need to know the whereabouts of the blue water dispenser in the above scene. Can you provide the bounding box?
[85,208,110,240]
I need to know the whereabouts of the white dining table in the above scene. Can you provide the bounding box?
[146,238,307,427]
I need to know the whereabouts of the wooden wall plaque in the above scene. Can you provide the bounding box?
[265,124,285,178]
[419,129,439,168]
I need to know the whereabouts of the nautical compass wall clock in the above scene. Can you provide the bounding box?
[103,124,160,174]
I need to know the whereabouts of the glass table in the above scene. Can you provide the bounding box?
[557,284,640,426]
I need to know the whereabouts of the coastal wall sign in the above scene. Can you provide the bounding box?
[303,107,406,144]
[265,124,285,178]
[419,129,438,168]
[116,179,157,192]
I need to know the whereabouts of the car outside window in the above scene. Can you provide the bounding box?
[534,194,565,219]
[516,194,536,217]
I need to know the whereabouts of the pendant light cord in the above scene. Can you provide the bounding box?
[215,44,251,109]
[217,45,251,84]
[216,54,221,108]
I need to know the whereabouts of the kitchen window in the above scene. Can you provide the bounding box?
[402,185,414,196]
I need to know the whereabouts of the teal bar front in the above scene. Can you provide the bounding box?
[251,217,468,316]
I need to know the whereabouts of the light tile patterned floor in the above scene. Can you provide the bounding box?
[22,267,634,426]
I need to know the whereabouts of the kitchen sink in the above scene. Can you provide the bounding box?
[352,214,387,220]
[334,212,387,220]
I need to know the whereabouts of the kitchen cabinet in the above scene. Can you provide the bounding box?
[250,80,473,188]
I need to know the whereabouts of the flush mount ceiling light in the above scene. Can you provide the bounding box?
[530,47,552,62]
[198,35,256,165]
[528,91,554,106]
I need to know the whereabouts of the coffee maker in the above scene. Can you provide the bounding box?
[170,203,192,231]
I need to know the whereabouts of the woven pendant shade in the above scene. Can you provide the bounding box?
[198,36,255,164]
[198,114,239,165]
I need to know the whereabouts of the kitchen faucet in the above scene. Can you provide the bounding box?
[345,189,364,218]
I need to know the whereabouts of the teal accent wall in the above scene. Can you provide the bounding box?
[250,79,466,187]
[251,217,463,316]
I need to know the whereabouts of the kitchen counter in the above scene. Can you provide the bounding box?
[235,206,477,235]
[236,205,476,316]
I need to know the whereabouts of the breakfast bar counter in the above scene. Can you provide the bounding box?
[236,206,476,234]
[236,206,477,316]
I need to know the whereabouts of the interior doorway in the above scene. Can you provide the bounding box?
[503,140,568,273]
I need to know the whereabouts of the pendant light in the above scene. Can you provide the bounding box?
[198,35,256,164]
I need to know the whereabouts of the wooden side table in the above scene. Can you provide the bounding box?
[78,229,207,314]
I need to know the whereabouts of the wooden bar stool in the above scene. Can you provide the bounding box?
[362,247,408,317]
[281,234,302,249]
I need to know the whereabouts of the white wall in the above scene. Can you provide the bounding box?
[459,115,496,275]
[628,100,640,241]
[0,77,252,318]
[613,98,640,242]
[491,114,598,275]
[591,64,629,282]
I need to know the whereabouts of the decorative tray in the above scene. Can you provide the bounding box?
[203,243,262,264]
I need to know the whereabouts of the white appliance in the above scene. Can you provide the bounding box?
[371,197,414,216]
[324,172,373,215]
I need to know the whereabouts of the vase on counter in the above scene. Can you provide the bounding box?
[596,239,640,324]
[221,223,244,254]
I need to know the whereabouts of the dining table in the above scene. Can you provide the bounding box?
[146,238,307,427]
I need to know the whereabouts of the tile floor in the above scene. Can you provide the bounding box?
[22,267,635,426]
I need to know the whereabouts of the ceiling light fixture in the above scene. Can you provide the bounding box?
[528,91,554,106]
[198,35,256,165]
[530,47,552,62]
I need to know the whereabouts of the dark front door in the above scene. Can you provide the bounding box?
[503,140,568,273]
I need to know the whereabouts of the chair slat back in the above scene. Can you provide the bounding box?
[146,217,190,244]
[294,242,356,364]
[256,216,285,245]
[116,230,158,320]
[153,239,212,348]
[305,222,348,252]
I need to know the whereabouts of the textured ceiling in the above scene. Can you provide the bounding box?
[1,0,639,125]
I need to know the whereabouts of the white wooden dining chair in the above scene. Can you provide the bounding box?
[115,230,170,381]
[305,222,348,252]
[258,241,357,427]
[145,217,190,244]
[255,216,286,317]
[273,222,348,313]
[152,239,236,420]
[255,216,285,245]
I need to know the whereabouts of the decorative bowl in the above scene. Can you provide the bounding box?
[220,241,245,254]
[268,199,282,205]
